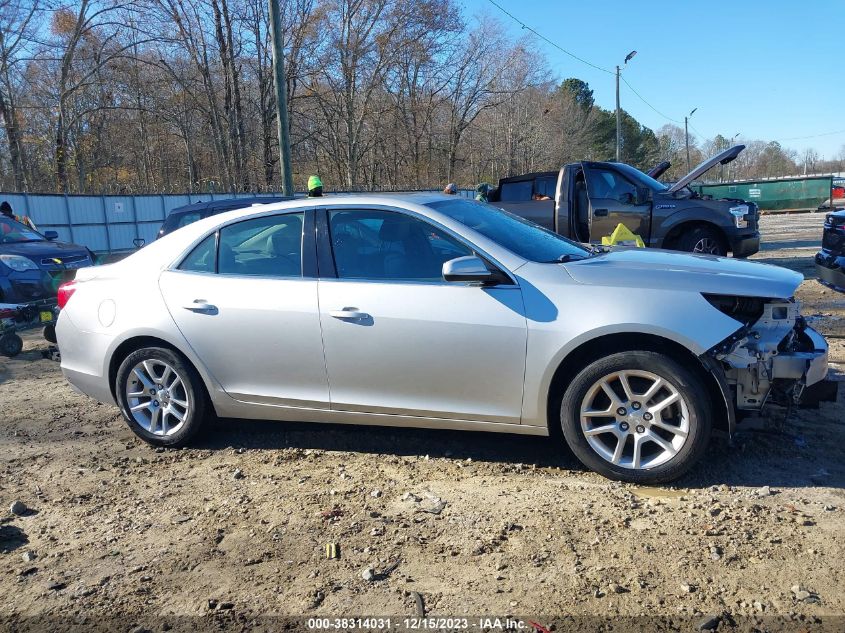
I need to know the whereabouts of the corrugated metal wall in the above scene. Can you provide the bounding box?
[0,192,287,252]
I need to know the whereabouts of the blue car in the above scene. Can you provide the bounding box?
[0,215,94,304]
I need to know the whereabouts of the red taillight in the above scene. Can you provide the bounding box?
[57,280,77,309]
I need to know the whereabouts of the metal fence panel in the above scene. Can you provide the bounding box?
[135,196,165,221]
[67,196,104,225]
[138,221,162,243]
[103,196,135,223]
[69,224,109,251]
[25,194,69,226]
[107,223,140,251]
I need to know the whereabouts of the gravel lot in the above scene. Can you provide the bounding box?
[1,212,843,632]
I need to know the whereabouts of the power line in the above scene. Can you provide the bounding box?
[775,129,845,142]
[620,76,683,125]
[485,0,692,129]
[688,122,706,140]
[485,0,613,75]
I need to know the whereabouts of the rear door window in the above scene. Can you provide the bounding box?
[218,213,304,277]
[179,234,216,273]
[178,213,305,277]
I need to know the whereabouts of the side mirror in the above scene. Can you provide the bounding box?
[44,230,59,241]
[133,237,146,249]
[442,256,493,283]
[635,186,651,205]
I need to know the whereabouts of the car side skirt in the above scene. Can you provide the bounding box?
[212,396,549,436]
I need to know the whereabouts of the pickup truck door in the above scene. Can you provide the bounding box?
[582,164,651,244]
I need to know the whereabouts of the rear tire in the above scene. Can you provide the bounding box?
[115,346,207,447]
[559,351,711,484]
[674,226,727,256]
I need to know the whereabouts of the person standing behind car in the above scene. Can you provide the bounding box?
[307,175,323,197]
[443,183,457,195]
[0,201,38,231]
[475,183,493,203]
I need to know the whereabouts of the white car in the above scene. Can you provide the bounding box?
[56,194,832,483]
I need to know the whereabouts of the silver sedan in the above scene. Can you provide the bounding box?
[56,194,831,483]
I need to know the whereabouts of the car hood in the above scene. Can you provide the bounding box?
[668,144,745,193]
[0,240,89,263]
[562,248,802,298]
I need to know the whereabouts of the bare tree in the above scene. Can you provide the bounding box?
[0,0,41,190]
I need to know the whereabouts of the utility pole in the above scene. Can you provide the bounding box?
[685,107,697,172]
[615,51,636,162]
[615,66,621,162]
[268,0,294,196]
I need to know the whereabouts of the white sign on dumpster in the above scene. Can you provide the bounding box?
[748,188,761,198]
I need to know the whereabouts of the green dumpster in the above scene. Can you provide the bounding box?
[694,176,833,211]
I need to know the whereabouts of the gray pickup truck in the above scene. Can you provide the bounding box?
[489,145,760,257]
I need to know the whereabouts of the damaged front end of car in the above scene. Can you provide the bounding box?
[702,294,837,435]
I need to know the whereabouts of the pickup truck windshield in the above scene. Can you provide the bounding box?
[613,163,669,192]
[427,199,589,262]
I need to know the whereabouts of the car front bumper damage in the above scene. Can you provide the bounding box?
[704,300,837,435]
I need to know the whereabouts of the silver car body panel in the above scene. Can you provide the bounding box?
[159,271,330,409]
[56,193,830,438]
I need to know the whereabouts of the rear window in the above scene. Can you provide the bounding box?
[536,177,556,198]
[161,211,202,235]
[499,181,533,202]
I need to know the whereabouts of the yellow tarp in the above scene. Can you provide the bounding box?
[600,223,645,248]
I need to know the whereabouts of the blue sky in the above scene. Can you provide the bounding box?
[460,0,844,159]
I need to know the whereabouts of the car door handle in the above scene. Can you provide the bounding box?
[183,299,218,314]
[329,307,370,320]
[594,208,608,217]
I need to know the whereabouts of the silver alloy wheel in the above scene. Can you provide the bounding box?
[692,237,721,254]
[579,369,690,470]
[125,359,190,436]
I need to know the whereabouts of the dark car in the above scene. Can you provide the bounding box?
[157,197,291,239]
[0,216,94,304]
[815,208,845,291]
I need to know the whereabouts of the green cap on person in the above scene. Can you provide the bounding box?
[308,175,323,191]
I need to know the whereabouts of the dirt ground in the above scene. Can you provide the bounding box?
[1,213,844,632]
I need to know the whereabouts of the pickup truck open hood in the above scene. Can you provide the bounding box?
[562,248,802,299]
[667,144,745,193]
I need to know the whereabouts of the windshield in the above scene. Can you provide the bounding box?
[427,198,589,262]
[612,162,669,192]
[0,216,44,244]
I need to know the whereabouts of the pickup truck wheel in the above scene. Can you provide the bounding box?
[560,351,712,484]
[675,226,727,256]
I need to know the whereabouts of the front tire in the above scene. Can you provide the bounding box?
[675,226,727,256]
[560,351,712,484]
[115,346,207,447]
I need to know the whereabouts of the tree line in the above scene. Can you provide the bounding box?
[1,0,842,195]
